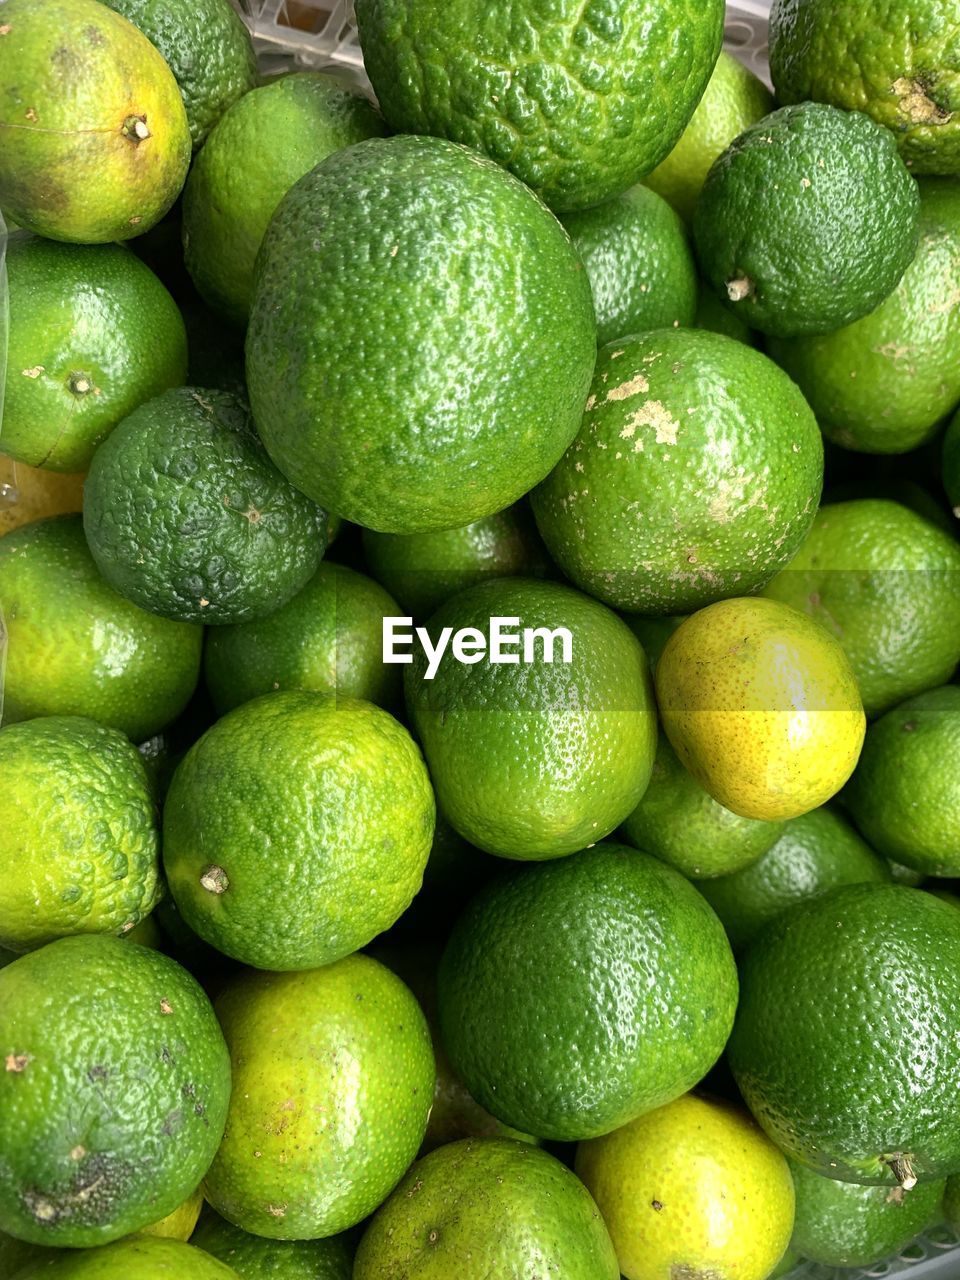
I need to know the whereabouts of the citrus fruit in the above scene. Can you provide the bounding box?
[203,955,434,1239]
[354,0,724,213]
[354,1138,619,1280]
[762,499,960,716]
[845,685,960,876]
[789,1159,945,1268]
[768,179,960,454]
[361,503,550,620]
[0,936,230,1246]
[693,284,755,344]
[770,0,960,175]
[11,1237,240,1278]
[182,71,385,325]
[644,51,773,225]
[83,388,327,625]
[0,456,84,536]
[729,883,960,1185]
[943,406,960,513]
[698,807,892,952]
[0,0,190,243]
[102,0,256,148]
[575,1093,795,1280]
[437,842,738,1141]
[0,717,159,953]
[163,691,434,970]
[530,329,823,614]
[560,187,697,346]
[694,102,920,338]
[620,731,785,880]
[0,515,201,741]
[3,235,187,473]
[138,1187,203,1241]
[203,561,400,714]
[245,135,596,534]
[404,578,656,859]
[190,1209,352,1279]
[656,597,866,821]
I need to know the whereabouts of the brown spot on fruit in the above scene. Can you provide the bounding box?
[5,1053,31,1073]
[892,77,952,124]
[159,998,173,1015]
[652,1198,663,1211]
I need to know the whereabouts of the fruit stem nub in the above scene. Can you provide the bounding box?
[887,1155,917,1189]
[726,276,754,303]
[68,373,92,396]
[200,865,229,895]
[122,115,151,142]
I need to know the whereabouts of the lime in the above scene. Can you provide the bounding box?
[0,456,84,537]
[83,388,327,625]
[693,285,755,344]
[437,843,738,1141]
[530,329,823,614]
[575,1094,795,1280]
[656,597,866,821]
[3,235,187,473]
[0,936,230,1246]
[405,578,656,860]
[729,883,960,1184]
[203,956,434,1239]
[560,186,697,346]
[246,135,596,534]
[0,515,201,741]
[137,1187,203,1241]
[354,1138,618,1280]
[0,717,159,953]
[163,692,434,970]
[11,1238,239,1277]
[0,0,190,243]
[694,103,920,337]
[190,1209,351,1279]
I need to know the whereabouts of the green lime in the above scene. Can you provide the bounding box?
[789,1159,944,1268]
[943,406,960,514]
[769,179,960,454]
[405,578,656,860]
[361,503,550,621]
[204,956,434,1239]
[620,731,784,880]
[83,388,327,625]
[0,936,230,1246]
[575,1094,795,1280]
[203,562,401,714]
[190,1209,351,1279]
[354,1138,618,1280]
[645,51,773,225]
[770,0,960,175]
[163,692,435,970]
[531,330,823,614]
[0,516,201,741]
[729,883,960,1184]
[11,1238,239,1277]
[694,103,920,338]
[0,717,159,953]
[437,843,738,1141]
[0,0,190,243]
[560,187,697,346]
[102,0,256,148]
[698,807,892,952]
[3,234,187,473]
[183,71,385,325]
[354,0,724,212]
[846,685,960,876]
[246,135,596,534]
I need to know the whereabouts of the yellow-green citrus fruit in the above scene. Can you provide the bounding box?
[11,1237,240,1278]
[190,1209,352,1278]
[137,1186,203,1241]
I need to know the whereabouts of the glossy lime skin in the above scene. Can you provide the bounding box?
[103,0,256,148]
[163,692,435,970]
[789,1159,944,1268]
[190,1209,352,1279]
[438,843,738,1141]
[12,1238,240,1277]
[405,578,657,860]
[698,807,891,952]
[355,0,724,212]
[531,330,823,614]
[560,187,697,346]
[4,234,187,472]
[729,884,960,1184]
[204,956,434,1240]
[0,0,190,243]
[246,135,596,534]
[0,516,201,741]
[0,717,159,953]
[354,1139,618,1280]
[694,103,920,338]
[0,937,230,1247]
[83,388,328,625]
[770,0,960,175]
